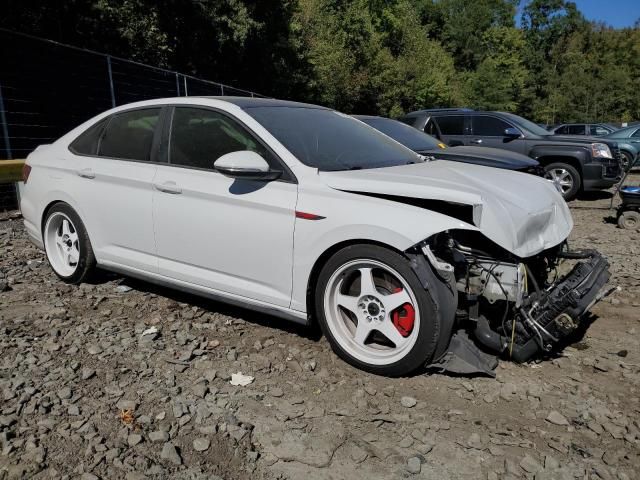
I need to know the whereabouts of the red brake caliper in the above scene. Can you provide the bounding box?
[391,288,415,337]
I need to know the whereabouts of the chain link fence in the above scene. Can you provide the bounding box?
[0,28,264,211]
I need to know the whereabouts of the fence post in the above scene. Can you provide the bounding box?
[183,75,188,96]
[0,83,12,160]
[175,73,180,96]
[106,56,116,108]
[220,84,225,96]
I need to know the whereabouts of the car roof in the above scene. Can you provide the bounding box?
[403,108,473,117]
[198,96,329,110]
[352,115,387,120]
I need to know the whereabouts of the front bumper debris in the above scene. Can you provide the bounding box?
[506,249,613,363]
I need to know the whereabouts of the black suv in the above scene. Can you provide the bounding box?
[399,109,623,200]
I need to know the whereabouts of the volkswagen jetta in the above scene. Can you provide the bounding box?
[20,97,611,376]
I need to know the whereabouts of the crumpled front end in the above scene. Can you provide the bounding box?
[421,231,614,375]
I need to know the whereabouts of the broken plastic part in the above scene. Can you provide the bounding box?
[427,330,498,377]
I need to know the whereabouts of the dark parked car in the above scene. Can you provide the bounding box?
[601,125,640,170]
[399,109,623,200]
[552,123,618,136]
[354,115,545,176]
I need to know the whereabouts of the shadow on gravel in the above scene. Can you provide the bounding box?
[105,273,323,342]
[576,191,614,201]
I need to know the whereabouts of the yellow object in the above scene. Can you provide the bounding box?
[438,143,447,149]
[0,159,25,183]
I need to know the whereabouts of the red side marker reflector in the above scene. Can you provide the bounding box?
[295,211,325,220]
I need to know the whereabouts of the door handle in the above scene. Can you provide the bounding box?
[76,168,95,179]
[470,139,483,144]
[154,181,182,194]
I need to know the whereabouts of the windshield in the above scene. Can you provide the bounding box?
[357,117,444,152]
[501,112,552,136]
[244,107,423,171]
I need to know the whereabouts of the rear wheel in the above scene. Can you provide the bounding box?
[618,210,640,230]
[315,244,443,377]
[544,162,581,201]
[43,203,96,284]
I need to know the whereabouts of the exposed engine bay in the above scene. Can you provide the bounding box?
[417,230,613,375]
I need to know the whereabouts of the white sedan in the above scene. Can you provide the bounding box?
[20,97,611,376]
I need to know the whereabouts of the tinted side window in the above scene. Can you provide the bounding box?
[473,116,512,136]
[434,116,464,135]
[98,108,160,161]
[591,125,609,136]
[69,119,107,155]
[567,125,585,135]
[631,128,640,138]
[555,126,568,135]
[169,107,277,171]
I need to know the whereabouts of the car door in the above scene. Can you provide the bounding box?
[430,115,467,146]
[152,106,298,307]
[68,107,162,273]
[469,115,526,154]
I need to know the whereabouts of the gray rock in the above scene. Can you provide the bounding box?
[519,453,542,473]
[546,411,569,426]
[87,345,103,355]
[81,368,96,380]
[128,433,143,446]
[401,396,417,408]
[149,431,169,443]
[407,456,422,474]
[193,437,210,452]
[57,387,72,400]
[161,442,182,465]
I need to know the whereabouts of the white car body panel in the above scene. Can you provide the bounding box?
[320,160,573,258]
[20,97,574,321]
[152,163,297,307]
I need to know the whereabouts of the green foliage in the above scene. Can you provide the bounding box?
[2,0,639,121]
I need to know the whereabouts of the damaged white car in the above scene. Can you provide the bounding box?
[20,97,612,376]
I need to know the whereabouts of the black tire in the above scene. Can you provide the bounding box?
[621,151,633,172]
[544,162,581,201]
[618,210,640,230]
[43,203,96,284]
[314,244,445,377]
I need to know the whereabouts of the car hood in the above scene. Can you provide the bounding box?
[542,135,617,147]
[319,160,573,258]
[420,146,538,170]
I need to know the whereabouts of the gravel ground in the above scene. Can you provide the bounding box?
[0,184,639,480]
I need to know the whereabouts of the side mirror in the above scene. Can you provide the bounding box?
[504,127,521,138]
[214,151,281,181]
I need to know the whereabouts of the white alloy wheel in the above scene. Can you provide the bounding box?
[323,259,421,366]
[44,212,81,277]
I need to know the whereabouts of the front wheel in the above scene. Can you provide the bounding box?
[620,151,634,172]
[43,203,96,284]
[544,162,581,201]
[315,245,443,377]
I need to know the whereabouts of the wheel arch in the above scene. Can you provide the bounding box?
[305,239,406,324]
[536,155,583,177]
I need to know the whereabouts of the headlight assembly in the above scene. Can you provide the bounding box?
[591,143,613,159]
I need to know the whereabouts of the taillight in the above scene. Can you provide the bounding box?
[22,163,32,183]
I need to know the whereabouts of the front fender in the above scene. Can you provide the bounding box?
[289,186,476,312]
[529,144,589,171]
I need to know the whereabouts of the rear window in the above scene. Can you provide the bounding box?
[69,119,107,155]
[360,117,442,151]
[434,116,465,135]
[98,108,161,161]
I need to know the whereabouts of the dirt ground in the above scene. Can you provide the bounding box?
[0,179,639,480]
